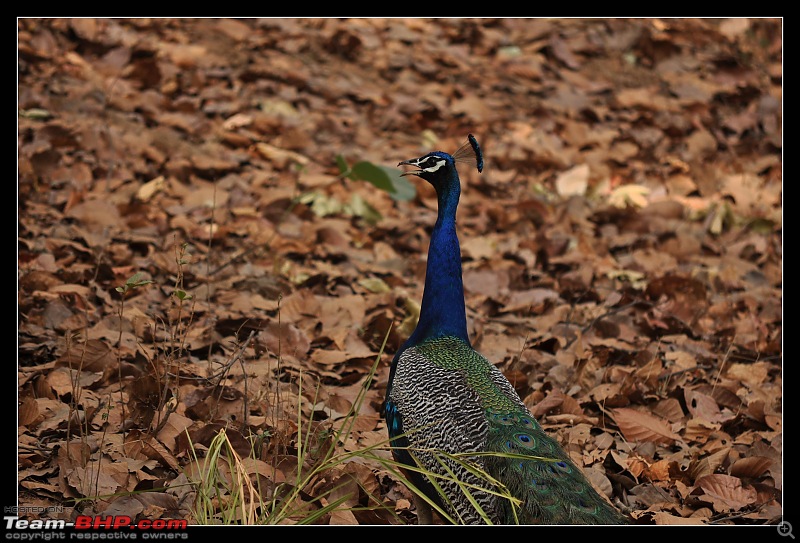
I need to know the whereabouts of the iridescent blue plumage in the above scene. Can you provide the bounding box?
[467,133,483,172]
[384,136,628,525]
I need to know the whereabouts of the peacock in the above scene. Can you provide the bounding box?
[383,135,628,525]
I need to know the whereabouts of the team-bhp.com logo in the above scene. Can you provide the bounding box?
[6,515,188,539]
[73,516,187,531]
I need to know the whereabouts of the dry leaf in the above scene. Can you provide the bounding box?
[651,398,685,422]
[684,389,723,423]
[608,184,650,208]
[19,396,40,427]
[612,407,680,445]
[695,474,757,511]
[136,176,165,201]
[652,512,706,525]
[729,456,772,479]
[555,164,589,197]
[643,459,676,482]
[690,448,731,481]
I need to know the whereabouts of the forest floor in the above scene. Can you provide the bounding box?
[17,18,782,526]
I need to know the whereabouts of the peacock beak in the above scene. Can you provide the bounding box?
[398,159,424,177]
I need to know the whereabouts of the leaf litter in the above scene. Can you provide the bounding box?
[18,18,781,525]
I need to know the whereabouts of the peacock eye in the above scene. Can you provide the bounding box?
[420,157,446,173]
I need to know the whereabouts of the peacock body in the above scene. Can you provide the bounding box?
[384,136,628,525]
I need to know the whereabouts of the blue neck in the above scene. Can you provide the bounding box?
[407,179,469,345]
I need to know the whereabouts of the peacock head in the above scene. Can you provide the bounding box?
[398,134,483,193]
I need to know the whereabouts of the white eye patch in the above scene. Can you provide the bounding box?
[420,158,446,173]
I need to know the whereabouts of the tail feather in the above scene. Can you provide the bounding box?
[485,409,627,525]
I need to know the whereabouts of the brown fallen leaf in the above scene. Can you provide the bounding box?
[689,448,731,481]
[643,459,678,482]
[19,396,40,427]
[695,474,757,512]
[612,407,681,445]
[729,456,773,479]
[124,430,181,471]
[652,512,706,525]
[684,388,724,423]
[651,397,685,422]
[555,164,589,197]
